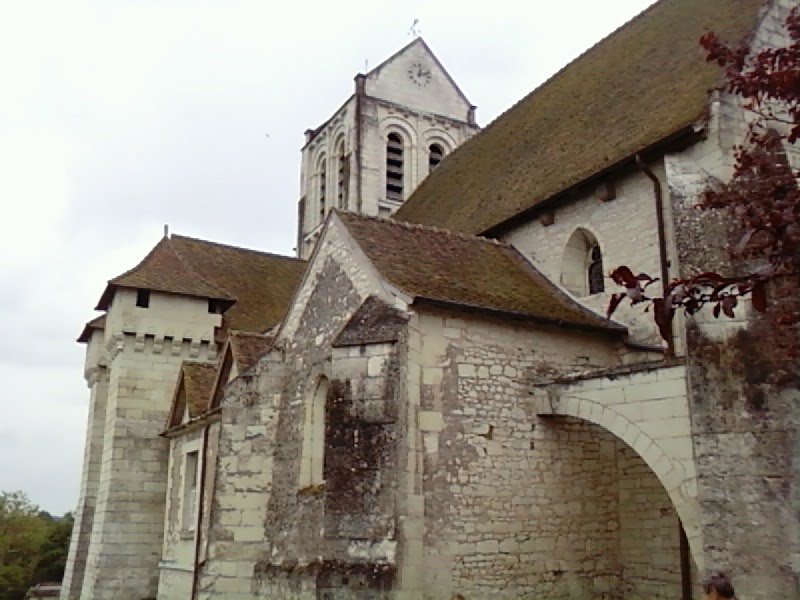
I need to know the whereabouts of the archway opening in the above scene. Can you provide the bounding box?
[529,415,695,599]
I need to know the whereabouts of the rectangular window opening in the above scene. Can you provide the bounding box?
[182,450,199,531]
[136,289,150,308]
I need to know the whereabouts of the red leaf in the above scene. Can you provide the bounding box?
[721,296,737,318]
[751,282,768,312]
[610,266,638,288]
[606,293,625,318]
[713,304,721,318]
[653,298,674,343]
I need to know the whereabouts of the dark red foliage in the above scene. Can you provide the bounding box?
[609,8,800,359]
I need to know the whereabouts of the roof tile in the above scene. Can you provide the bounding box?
[337,212,625,332]
[394,0,765,234]
[95,235,307,333]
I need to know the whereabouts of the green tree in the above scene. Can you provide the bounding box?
[0,492,49,600]
[31,512,74,584]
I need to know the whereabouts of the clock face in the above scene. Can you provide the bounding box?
[408,61,432,87]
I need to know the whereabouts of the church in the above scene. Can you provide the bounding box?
[61,0,798,599]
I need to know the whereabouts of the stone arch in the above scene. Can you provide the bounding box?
[560,227,605,297]
[531,392,702,570]
[380,117,417,200]
[422,128,456,152]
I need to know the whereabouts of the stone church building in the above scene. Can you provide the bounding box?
[62,0,799,599]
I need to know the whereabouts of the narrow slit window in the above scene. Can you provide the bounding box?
[318,158,327,219]
[337,144,348,210]
[386,133,404,202]
[429,143,444,171]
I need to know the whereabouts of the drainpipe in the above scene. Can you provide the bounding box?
[191,423,211,600]
[635,154,675,357]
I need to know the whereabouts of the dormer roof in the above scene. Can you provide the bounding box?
[165,361,218,430]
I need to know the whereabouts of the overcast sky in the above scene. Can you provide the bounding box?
[0,0,658,514]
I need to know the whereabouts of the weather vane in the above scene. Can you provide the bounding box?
[409,18,421,38]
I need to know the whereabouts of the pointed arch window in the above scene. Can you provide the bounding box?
[428,143,445,172]
[386,133,404,202]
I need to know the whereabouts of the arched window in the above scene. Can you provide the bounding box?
[317,156,327,221]
[299,378,328,488]
[336,140,348,210]
[561,228,605,297]
[386,133,404,201]
[588,245,605,295]
[428,143,445,172]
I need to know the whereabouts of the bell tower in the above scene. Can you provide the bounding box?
[296,38,479,259]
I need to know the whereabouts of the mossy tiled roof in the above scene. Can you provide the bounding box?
[166,361,218,429]
[337,212,624,332]
[228,330,274,373]
[95,235,307,333]
[394,0,765,234]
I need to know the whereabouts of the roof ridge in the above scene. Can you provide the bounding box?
[171,234,306,263]
[182,360,217,368]
[229,329,271,338]
[339,209,508,247]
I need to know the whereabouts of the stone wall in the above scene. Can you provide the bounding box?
[502,160,671,347]
[405,308,686,599]
[60,362,108,600]
[66,288,219,600]
[668,3,800,596]
[157,424,219,600]
[298,41,476,259]
[201,226,404,599]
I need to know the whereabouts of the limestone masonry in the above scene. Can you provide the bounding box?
[62,1,799,599]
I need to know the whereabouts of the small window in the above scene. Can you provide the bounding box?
[318,158,327,219]
[182,450,199,531]
[208,299,220,314]
[386,133,404,202]
[428,143,445,171]
[136,289,150,308]
[561,229,605,297]
[588,245,605,294]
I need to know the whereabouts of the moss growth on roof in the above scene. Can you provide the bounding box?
[394,0,765,234]
[337,212,625,332]
[228,330,274,373]
[96,235,307,333]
